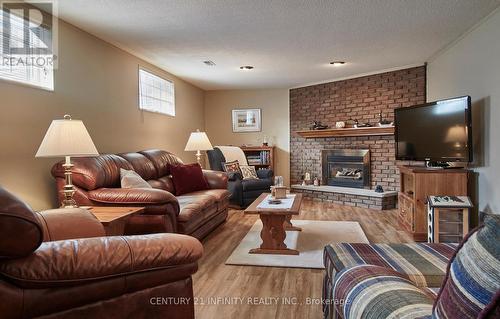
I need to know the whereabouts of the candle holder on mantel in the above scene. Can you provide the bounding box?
[302,171,311,185]
[313,176,320,186]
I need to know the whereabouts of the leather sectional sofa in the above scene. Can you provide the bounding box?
[51,149,230,239]
[0,187,203,319]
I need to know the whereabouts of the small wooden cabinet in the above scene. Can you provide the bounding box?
[240,146,275,173]
[398,166,470,241]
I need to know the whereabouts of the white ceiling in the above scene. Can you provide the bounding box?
[56,0,500,90]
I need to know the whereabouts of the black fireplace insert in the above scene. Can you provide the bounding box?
[321,149,370,188]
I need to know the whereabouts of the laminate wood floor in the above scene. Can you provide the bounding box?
[192,199,413,319]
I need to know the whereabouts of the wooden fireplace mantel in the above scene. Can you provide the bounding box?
[295,126,394,138]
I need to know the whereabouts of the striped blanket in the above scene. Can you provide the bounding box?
[333,265,436,319]
[324,243,457,288]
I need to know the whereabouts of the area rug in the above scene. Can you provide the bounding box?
[225,220,369,269]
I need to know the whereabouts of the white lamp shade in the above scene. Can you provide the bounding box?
[36,117,99,158]
[184,130,213,151]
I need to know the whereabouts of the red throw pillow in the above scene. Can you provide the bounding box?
[170,163,209,196]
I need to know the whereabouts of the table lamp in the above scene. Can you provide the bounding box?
[184,129,213,166]
[35,115,99,208]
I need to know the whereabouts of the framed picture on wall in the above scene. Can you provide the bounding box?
[232,108,261,132]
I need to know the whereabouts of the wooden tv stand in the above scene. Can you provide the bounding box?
[398,166,470,241]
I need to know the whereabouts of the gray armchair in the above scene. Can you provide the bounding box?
[207,147,273,207]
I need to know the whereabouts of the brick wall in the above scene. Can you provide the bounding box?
[289,66,426,191]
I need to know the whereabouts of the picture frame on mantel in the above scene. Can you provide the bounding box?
[232,108,261,132]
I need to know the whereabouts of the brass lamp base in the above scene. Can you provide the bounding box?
[61,156,78,208]
[61,197,78,208]
[195,150,202,167]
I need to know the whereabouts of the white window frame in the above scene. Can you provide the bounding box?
[0,5,54,91]
[138,67,175,117]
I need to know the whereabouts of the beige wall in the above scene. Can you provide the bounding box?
[0,20,205,211]
[204,89,290,185]
[427,8,500,213]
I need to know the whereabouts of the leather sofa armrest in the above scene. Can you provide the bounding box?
[35,208,106,242]
[203,170,228,189]
[88,188,179,206]
[256,169,273,179]
[87,189,180,234]
[0,233,203,289]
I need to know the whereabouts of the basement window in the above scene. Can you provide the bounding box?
[138,68,175,116]
[0,6,54,90]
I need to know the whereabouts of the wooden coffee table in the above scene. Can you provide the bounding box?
[244,193,303,255]
[86,206,144,236]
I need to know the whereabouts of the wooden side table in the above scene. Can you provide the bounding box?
[86,206,144,236]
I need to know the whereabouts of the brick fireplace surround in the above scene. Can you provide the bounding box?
[289,66,426,209]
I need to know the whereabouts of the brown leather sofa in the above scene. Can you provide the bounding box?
[0,187,203,319]
[51,149,230,239]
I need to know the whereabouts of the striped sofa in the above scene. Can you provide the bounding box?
[323,215,500,319]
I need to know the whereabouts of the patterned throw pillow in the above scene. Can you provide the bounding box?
[432,214,500,318]
[240,165,258,180]
[120,168,152,189]
[222,160,241,175]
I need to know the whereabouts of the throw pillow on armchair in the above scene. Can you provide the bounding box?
[170,163,209,196]
[222,160,242,180]
[240,165,258,179]
[222,160,241,174]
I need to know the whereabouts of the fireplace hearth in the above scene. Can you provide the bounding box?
[321,150,370,189]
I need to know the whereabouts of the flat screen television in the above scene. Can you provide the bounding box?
[395,96,472,163]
